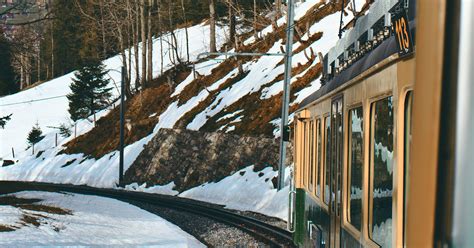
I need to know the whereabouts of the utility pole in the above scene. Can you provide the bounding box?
[119,66,125,187]
[277,0,295,190]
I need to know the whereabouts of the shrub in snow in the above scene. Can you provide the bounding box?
[67,61,112,121]
[0,113,12,129]
[27,123,44,146]
[58,123,72,138]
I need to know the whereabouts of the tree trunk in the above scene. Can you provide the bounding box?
[228,0,236,45]
[209,0,217,53]
[126,0,133,90]
[140,0,147,87]
[50,21,54,79]
[158,0,164,74]
[26,56,31,86]
[134,0,140,88]
[147,0,153,83]
[253,0,258,40]
[20,54,24,90]
[275,0,282,18]
[99,0,107,59]
[168,2,181,65]
[181,0,190,62]
[37,48,41,82]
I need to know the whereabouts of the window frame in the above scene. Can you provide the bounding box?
[322,114,331,207]
[308,119,315,193]
[315,118,322,198]
[367,95,395,246]
[403,90,413,246]
[345,104,365,236]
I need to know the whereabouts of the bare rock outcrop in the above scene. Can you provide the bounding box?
[123,128,293,192]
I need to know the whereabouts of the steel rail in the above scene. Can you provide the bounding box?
[0,181,295,247]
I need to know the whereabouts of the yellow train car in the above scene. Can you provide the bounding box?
[289,0,474,247]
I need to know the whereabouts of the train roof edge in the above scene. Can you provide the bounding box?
[297,0,416,111]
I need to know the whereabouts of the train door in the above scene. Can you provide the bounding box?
[330,97,344,247]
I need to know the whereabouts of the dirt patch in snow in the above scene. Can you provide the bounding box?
[0,225,15,232]
[0,196,72,232]
[178,59,250,106]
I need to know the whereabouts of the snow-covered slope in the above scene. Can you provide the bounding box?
[1,1,366,220]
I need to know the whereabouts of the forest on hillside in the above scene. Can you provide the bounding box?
[0,0,285,96]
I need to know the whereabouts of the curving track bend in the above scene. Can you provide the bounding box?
[0,181,295,247]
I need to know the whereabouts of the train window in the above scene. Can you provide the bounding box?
[303,121,308,188]
[348,107,363,231]
[316,119,322,197]
[369,96,394,247]
[309,120,314,192]
[403,91,413,245]
[324,116,331,205]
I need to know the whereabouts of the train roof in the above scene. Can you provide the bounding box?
[298,0,416,111]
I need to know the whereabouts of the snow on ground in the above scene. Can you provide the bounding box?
[125,182,179,196]
[0,191,204,247]
[180,165,291,221]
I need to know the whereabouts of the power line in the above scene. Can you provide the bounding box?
[0,95,68,107]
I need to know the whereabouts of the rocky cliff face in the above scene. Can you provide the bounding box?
[123,128,293,192]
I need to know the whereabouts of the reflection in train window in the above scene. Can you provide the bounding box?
[309,120,314,191]
[324,116,331,205]
[370,96,394,247]
[348,107,363,231]
[316,119,322,197]
[403,91,413,245]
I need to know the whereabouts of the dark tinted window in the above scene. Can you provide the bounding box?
[348,107,363,231]
[324,116,331,205]
[316,119,322,197]
[370,97,394,247]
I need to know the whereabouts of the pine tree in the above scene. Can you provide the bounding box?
[67,61,112,122]
[0,114,12,129]
[27,123,44,146]
[58,123,72,138]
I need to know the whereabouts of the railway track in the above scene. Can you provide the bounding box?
[0,181,295,247]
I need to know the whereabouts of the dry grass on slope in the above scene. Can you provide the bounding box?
[200,61,323,137]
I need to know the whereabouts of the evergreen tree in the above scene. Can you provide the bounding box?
[67,61,112,122]
[0,114,12,129]
[58,123,72,138]
[27,123,44,146]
